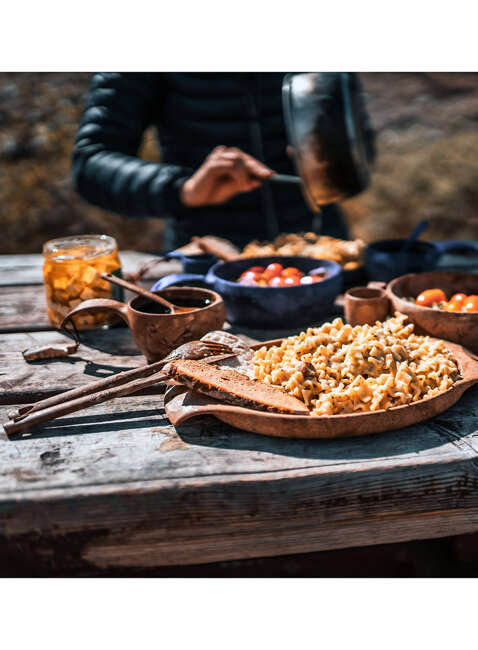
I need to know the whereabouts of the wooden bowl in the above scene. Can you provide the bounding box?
[386,272,478,352]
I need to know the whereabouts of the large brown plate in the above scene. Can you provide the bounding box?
[164,338,478,439]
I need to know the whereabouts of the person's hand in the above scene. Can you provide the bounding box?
[180,146,275,208]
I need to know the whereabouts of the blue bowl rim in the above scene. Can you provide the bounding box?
[207,255,342,290]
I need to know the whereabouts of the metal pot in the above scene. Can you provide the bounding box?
[268,72,373,210]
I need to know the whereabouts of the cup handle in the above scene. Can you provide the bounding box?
[60,299,130,330]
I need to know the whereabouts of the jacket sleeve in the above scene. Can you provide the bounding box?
[72,73,193,218]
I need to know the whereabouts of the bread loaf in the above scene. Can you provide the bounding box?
[165,359,309,415]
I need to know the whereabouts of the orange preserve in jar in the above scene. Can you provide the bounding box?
[43,234,122,329]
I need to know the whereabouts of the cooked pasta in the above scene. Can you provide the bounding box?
[252,313,459,415]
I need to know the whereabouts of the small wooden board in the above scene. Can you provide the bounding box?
[165,340,478,439]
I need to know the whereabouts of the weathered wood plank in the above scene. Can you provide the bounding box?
[81,508,478,569]
[2,453,478,570]
[0,251,181,286]
[0,279,180,333]
[0,285,52,332]
[0,386,477,568]
[0,328,146,403]
[0,384,477,496]
[1,387,477,493]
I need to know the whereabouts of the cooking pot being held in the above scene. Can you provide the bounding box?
[268,72,374,210]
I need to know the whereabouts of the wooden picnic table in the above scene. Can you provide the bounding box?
[1,250,478,576]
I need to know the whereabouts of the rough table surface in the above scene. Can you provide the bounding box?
[1,251,478,575]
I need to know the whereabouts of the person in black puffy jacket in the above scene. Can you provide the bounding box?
[73,73,373,251]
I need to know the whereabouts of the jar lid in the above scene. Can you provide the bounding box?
[43,234,117,261]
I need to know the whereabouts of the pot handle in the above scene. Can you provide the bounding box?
[151,273,209,291]
[434,240,478,255]
[60,298,130,330]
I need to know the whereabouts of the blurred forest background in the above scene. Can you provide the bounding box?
[1,72,478,255]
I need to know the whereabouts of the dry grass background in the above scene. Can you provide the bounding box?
[1,72,478,255]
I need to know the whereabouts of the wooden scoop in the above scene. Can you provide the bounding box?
[101,273,196,314]
[192,236,241,262]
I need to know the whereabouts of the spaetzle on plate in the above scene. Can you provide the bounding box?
[252,313,459,415]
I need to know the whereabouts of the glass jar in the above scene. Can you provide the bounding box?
[43,234,122,329]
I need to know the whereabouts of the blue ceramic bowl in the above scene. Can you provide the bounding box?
[151,256,342,329]
[365,239,478,283]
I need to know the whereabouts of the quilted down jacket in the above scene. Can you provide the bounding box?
[73,73,373,250]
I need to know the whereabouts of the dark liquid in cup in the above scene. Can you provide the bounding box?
[135,296,212,314]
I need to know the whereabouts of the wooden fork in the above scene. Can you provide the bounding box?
[4,340,235,437]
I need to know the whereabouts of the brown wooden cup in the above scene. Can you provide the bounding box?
[344,286,390,326]
[61,286,226,362]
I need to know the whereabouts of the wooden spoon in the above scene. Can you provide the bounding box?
[101,273,196,313]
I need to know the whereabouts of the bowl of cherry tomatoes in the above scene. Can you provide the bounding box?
[385,271,478,352]
[414,289,478,313]
[151,256,342,328]
[237,262,326,288]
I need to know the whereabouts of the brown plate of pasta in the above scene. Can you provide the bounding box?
[164,314,478,439]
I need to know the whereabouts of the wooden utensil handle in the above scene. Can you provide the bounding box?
[4,371,169,437]
[101,273,176,311]
[4,352,237,437]
[10,357,169,421]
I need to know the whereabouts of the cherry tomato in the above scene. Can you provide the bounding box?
[300,275,322,285]
[238,277,257,286]
[463,295,478,313]
[238,270,263,286]
[281,276,300,286]
[263,263,283,281]
[281,266,303,279]
[416,289,447,307]
[445,301,461,312]
[269,276,283,287]
[245,266,265,274]
[268,275,299,287]
[239,270,261,281]
[448,293,467,311]
[450,293,467,306]
[445,293,467,312]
